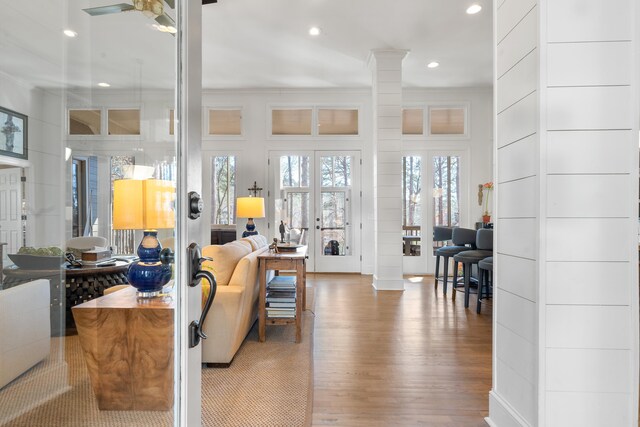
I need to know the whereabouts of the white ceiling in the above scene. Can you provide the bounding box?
[0,0,493,90]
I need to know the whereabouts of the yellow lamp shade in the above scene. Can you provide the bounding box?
[113,179,175,230]
[236,196,265,219]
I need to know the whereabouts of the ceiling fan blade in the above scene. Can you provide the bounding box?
[164,0,175,9]
[155,13,176,28]
[83,3,135,16]
[202,0,218,4]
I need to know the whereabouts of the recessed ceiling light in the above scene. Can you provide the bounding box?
[466,4,482,14]
[63,29,78,38]
[427,61,440,68]
[98,82,111,88]
[309,26,321,36]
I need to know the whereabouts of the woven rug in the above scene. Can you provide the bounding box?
[0,288,314,427]
[202,287,314,427]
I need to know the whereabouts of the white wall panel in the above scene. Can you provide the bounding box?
[546,305,631,349]
[497,324,536,384]
[547,0,632,42]
[547,42,632,87]
[497,92,537,148]
[547,175,630,218]
[498,177,536,218]
[497,289,536,344]
[497,135,536,183]
[497,218,536,260]
[496,0,537,42]
[497,6,537,78]
[546,348,631,393]
[546,218,631,262]
[547,86,633,130]
[546,130,633,174]
[497,254,537,302]
[496,359,536,424]
[546,392,631,427]
[497,51,537,113]
[546,261,630,306]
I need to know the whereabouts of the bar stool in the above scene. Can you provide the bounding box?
[433,226,453,290]
[434,227,477,295]
[477,256,493,313]
[452,229,493,308]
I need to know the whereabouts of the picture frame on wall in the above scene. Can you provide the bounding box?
[0,106,27,160]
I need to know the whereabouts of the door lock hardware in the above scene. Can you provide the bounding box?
[188,191,204,220]
[187,243,216,348]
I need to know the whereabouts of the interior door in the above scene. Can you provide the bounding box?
[0,168,22,262]
[269,150,361,273]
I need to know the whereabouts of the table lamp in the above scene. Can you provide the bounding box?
[236,181,265,237]
[113,178,175,297]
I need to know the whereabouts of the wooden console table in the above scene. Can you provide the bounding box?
[72,286,174,411]
[258,246,307,343]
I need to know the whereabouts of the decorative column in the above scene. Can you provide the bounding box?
[490,0,639,426]
[368,49,408,291]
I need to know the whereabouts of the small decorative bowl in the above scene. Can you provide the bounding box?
[7,254,64,270]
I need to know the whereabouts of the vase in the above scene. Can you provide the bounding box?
[482,214,491,224]
[127,230,172,298]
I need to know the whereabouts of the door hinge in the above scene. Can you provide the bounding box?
[268,158,270,165]
[268,222,270,229]
[360,223,362,230]
[20,176,26,182]
[360,255,362,261]
[359,158,362,165]
[360,190,362,197]
[268,190,270,197]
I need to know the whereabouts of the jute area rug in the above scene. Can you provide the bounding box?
[0,288,314,427]
[202,287,315,427]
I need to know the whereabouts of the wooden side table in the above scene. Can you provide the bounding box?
[258,246,307,343]
[72,286,174,411]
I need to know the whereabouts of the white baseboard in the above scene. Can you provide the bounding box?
[487,390,531,427]
[371,276,404,291]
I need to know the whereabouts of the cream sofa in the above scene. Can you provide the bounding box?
[201,235,271,365]
[0,279,51,388]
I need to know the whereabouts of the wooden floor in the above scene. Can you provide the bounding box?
[310,274,492,427]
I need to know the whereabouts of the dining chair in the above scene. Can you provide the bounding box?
[434,227,476,295]
[452,229,493,308]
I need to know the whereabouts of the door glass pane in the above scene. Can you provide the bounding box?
[285,191,310,244]
[321,191,350,256]
[321,155,351,187]
[433,156,460,227]
[280,155,310,187]
[1,2,178,425]
[402,156,422,256]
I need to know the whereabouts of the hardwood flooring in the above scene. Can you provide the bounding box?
[310,274,492,427]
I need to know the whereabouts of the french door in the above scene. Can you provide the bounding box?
[1,1,202,426]
[402,150,468,274]
[269,150,361,273]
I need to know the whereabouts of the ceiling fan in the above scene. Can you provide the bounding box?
[83,0,218,32]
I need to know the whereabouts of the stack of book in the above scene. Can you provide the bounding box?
[266,275,296,318]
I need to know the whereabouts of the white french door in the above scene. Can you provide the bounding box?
[269,150,361,273]
[402,150,468,275]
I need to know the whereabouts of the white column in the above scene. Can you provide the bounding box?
[368,49,408,291]
[490,1,639,426]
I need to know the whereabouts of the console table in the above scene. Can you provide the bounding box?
[2,261,130,335]
[258,246,307,343]
[72,286,174,411]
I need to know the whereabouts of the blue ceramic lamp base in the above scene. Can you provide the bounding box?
[128,230,172,298]
[241,218,259,238]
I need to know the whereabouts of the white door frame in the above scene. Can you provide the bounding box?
[0,167,22,261]
[176,1,203,425]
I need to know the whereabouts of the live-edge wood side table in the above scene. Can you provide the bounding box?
[72,286,174,411]
[258,245,307,343]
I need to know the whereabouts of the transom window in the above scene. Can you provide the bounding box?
[208,109,242,136]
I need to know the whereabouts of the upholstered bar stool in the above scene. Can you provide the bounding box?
[477,256,493,314]
[433,226,453,289]
[434,227,477,295]
[452,229,493,308]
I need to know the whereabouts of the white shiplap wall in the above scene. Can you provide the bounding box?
[491,0,640,426]
[491,0,539,425]
[369,49,407,290]
[542,0,638,426]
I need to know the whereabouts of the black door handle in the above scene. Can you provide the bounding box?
[187,243,217,348]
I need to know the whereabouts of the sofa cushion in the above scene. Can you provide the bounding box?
[241,235,268,251]
[202,241,252,286]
